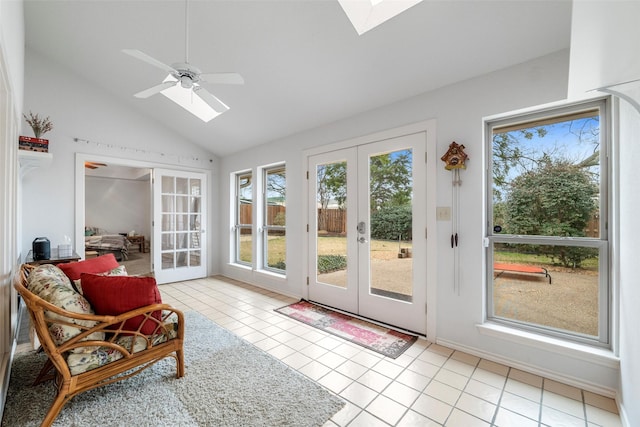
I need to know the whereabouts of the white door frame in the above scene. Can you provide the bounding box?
[74,153,212,279]
[303,120,438,340]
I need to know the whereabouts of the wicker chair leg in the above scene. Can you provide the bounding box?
[41,392,68,427]
[176,349,185,378]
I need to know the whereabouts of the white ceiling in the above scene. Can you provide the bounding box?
[24,0,572,157]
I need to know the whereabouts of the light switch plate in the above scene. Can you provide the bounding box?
[436,206,451,221]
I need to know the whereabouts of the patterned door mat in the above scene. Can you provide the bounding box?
[275,300,418,359]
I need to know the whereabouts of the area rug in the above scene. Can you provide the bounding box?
[275,300,417,359]
[2,311,344,427]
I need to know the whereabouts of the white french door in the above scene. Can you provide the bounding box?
[308,132,427,334]
[153,169,207,284]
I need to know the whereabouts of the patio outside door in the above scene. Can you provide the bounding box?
[153,169,207,284]
[308,132,427,334]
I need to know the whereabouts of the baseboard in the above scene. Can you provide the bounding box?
[436,337,618,399]
[617,396,631,427]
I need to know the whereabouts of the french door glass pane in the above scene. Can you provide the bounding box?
[190,251,201,267]
[316,161,348,288]
[369,149,413,302]
[161,214,173,231]
[162,253,174,269]
[161,233,174,250]
[162,176,174,193]
[492,242,599,337]
[190,179,201,196]
[160,176,202,270]
[176,177,188,194]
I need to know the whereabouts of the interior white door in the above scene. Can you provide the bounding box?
[308,132,427,334]
[153,168,207,284]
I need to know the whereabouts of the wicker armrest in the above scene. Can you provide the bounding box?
[14,263,186,426]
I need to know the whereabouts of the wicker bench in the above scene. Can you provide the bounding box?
[494,262,552,284]
[14,263,185,427]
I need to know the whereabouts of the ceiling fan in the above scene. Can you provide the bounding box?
[123,1,243,121]
[85,162,107,170]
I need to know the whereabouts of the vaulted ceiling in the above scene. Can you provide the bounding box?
[24,0,572,157]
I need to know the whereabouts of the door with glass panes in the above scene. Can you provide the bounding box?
[308,133,427,334]
[153,169,207,284]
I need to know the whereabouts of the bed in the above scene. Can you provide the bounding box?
[84,227,130,261]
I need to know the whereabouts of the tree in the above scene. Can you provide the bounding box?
[369,151,412,210]
[315,151,413,235]
[316,162,346,231]
[503,159,598,267]
[492,127,547,201]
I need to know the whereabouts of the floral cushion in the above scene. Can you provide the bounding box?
[66,311,180,375]
[27,264,104,353]
[26,264,73,296]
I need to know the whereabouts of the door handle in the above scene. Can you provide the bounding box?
[358,237,368,243]
[357,221,366,234]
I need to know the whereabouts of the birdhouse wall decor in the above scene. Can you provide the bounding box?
[441,141,469,296]
[440,141,468,170]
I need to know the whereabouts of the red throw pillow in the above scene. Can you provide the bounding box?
[80,273,162,335]
[58,254,120,281]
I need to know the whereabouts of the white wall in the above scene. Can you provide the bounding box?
[568,1,640,98]
[0,0,23,418]
[85,176,151,239]
[21,49,219,273]
[617,93,640,427]
[0,0,24,114]
[569,3,640,424]
[218,49,622,394]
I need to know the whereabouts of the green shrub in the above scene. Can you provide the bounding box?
[317,255,347,274]
[269,261,286,271]
[370,205,412,240]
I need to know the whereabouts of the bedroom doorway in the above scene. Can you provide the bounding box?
[74,153,210,284]
[83,161,153,275]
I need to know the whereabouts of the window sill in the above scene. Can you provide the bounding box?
[476,322,619,369]
[255,269,286,281]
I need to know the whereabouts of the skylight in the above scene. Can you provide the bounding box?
[160,75,226,122]
[338,0,423,35]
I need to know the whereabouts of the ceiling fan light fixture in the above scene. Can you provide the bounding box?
[160,75,226,122]
[180,75,193,89]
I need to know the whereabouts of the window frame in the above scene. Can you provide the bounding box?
[233,170,253,267]
[485,97,611,347]
[261,164,286,274]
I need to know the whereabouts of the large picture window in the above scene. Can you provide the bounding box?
[486,98,610,346]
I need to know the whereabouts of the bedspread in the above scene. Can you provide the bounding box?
[85,234,130,260]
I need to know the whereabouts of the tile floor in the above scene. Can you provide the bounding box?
[160,276,621,426]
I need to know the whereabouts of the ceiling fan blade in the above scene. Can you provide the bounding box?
[84,163,98,169]
[122,49,177,74]
[134,81,177,99]
[199,72,245,85]
[193,87,230,113]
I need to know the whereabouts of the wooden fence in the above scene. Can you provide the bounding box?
[241,205,599,238]
[239,204,286,234]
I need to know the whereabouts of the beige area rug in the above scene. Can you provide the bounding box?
[2,311,344,427]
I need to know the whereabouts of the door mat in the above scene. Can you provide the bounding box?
[275,300,418,359]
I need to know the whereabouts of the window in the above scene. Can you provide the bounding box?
[262,165,286,273]
[234,171,252,265]
[486,98,610,346]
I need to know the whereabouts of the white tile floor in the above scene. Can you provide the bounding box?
[158,275,622,427]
